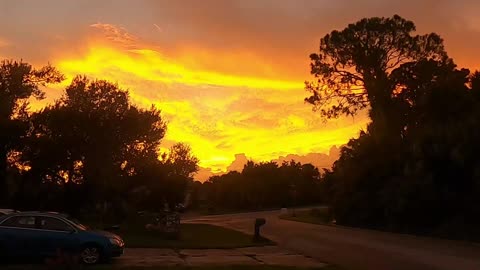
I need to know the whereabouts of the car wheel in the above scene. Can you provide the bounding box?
[80,245,102,265]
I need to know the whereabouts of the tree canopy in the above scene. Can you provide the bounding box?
[195,160,323,211]
[0,60,63,205]
[0,65,198,220]
[308,15,480,240]
[305,15,449,137]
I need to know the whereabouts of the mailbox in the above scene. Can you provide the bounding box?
[254,218,266,241]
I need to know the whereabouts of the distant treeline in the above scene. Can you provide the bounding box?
[190,160,324,211]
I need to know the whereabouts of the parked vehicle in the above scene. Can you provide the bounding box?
[0,212,124,264]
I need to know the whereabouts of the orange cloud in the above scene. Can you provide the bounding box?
[0,37,8,48]
[90,23,139,46]
[31,23,367,176]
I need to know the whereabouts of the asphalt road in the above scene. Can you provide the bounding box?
[184,209,480,270]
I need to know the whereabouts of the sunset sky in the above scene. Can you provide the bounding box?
[1,0,479,180]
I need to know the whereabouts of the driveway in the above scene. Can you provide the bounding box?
[184,210,480,270]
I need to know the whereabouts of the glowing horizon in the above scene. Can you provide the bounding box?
[22,26,367,177]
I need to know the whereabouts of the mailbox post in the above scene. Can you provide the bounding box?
[254,218,266,241]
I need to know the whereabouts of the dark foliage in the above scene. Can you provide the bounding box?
[0,69,198,221]
[0,60,64,206]
[197,160,323,211]
[308,15,480,240]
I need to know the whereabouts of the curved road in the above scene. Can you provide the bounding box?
[184,210,480,270]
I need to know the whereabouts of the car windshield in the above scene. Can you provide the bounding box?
[73,222,89,231]
[65,216,89,230]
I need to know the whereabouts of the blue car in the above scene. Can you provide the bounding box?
[0,212,124,264]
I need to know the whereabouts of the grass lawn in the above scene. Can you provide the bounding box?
[118,223,274,249]
[102,266,343,270]
[279,208,332,225]
[195,207,280,216]
[2,265,343,270]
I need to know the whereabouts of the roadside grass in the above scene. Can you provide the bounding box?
[279,208,332,225]
[102,266,345,270]
[119,223,274,249]
[1,265,343,270]
[195,207,281,216]
[81,213,273,249]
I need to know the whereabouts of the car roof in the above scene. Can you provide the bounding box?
[0,211,72,224]
[0,212,86,231]
[17,211,60,214]
[4,211,69,219]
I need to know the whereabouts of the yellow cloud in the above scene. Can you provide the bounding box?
[43,26,367,174]
[57,45,302,90]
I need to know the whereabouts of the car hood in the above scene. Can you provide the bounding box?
[88,230,122,240]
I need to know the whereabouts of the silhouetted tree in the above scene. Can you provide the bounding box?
[21,76,167,216]
[305,15,448,138]
[161,143,199,179]
[0,60,63,206]
[124,142,199,213]
[308,16,480,240]
[154,143,199,210]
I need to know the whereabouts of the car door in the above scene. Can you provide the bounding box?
[34,216,79,257]
[0,215,37,257]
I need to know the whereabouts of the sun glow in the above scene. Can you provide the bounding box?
[57,45,303,90]
[47,37,366,177]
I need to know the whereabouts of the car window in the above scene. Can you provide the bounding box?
[38,217,73,232]
[68,218,88,231]
[1,216,36,229]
